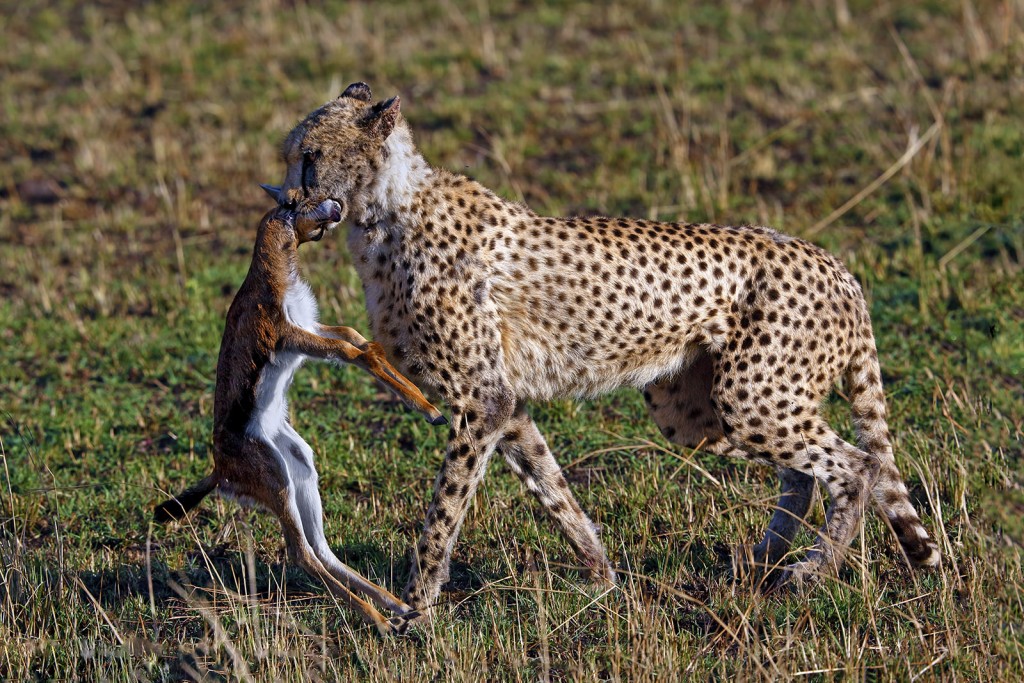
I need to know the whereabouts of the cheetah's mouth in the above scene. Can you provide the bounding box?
[259,184,344,241]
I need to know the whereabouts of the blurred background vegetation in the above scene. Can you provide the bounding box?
[1,1,1022,680]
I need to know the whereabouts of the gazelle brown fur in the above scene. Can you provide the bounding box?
[154,199,445,634]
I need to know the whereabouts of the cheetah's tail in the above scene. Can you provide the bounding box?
[845,343,941,568]
[154,475,217,523]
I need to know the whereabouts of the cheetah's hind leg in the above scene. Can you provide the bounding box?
[708,337,884,587]
[733,466,817,584]
[644,353,816,583]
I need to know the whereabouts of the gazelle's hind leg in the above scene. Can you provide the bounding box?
[247,437,394,633]
[644,351,816,570]
[276,427,410,615]
[497,405,615,585]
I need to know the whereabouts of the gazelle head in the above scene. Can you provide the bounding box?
[259,187,343,245]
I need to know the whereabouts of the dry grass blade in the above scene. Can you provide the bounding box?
[806,121,942,235]
[167,579,255,683]
[72,575,126,647]
[938,224,993,269]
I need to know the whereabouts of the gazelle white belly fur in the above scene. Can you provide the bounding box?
[246,279,319,442]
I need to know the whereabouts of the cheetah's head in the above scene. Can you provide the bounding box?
[263,82,404,229]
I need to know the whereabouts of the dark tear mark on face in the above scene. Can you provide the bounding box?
[301,150,318,200]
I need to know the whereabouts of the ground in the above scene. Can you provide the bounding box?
[1,1,1022,680]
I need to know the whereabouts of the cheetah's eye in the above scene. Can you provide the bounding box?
[302,150,319,163]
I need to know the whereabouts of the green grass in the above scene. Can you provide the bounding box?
[2,0,1022,679]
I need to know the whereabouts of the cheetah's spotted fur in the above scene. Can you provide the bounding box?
[271,83,940,625]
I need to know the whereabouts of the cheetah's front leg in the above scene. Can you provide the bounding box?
[399,390,516,627]
[498,406,616,586]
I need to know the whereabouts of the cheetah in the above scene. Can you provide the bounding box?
[263,82,941,625]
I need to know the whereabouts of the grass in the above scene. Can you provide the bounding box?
[1,0,1022,679]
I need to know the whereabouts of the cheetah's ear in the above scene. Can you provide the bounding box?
[360,96,400,140]
[339,82,372,102]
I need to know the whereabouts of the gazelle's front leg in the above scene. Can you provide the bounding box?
[282,326,445,425]
[400,390,516,626]
[317,323,373,348]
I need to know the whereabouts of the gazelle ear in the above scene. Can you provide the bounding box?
[360,96,400,139]
[340,82,372,102]
[259,184,282,202]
